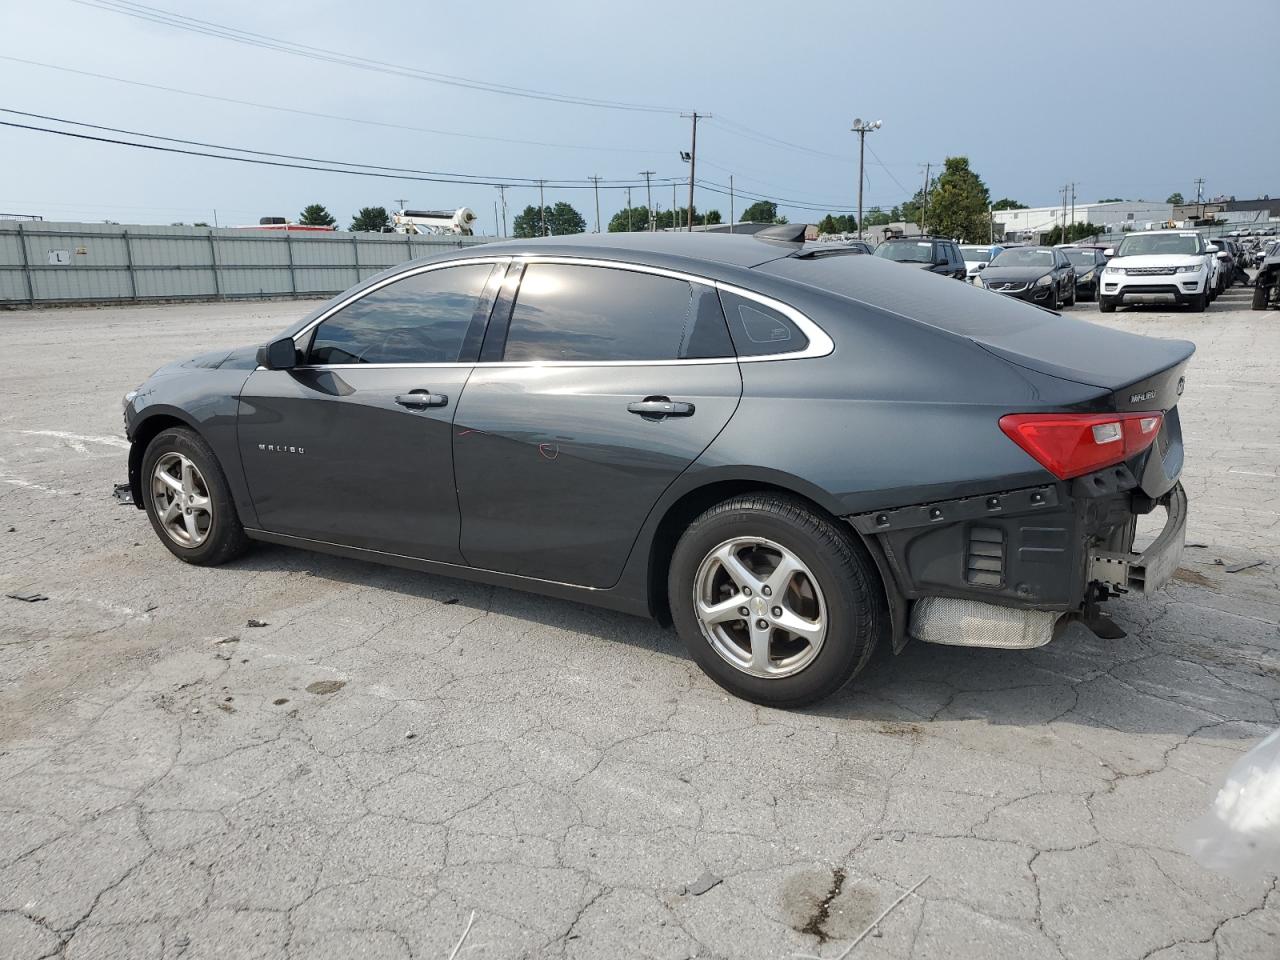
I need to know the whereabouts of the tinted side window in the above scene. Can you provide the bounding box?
[502,264,732,362]
[718,290,809,358]
[308,264,493,365]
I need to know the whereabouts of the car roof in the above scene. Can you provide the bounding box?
[465,231,802,270]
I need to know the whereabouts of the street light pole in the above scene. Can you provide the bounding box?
[850,118,881,241]
[680,112,709,230]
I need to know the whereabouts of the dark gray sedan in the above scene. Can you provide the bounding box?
[123,229,1192,707]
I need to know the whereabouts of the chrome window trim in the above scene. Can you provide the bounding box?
[277,253,833,371]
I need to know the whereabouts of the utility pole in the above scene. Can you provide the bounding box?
[587,176,602,233]
[626,187,633,232]
[639,170,655,231]
[672,183,678,231]
[919,163,932,234]
[493,201,499,238]
[495,185,508,237]
[851,119,882,241]
[538,180,546,236]
[1070,183,1076,234]
[681,112,708,231]
[1060,184,1069,243]
[1194,177,1205,220]
[395,198,407,213]
[729,175,734,234]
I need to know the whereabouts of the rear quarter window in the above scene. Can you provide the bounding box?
[717,290,808,357]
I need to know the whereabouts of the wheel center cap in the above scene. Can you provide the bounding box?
[753,596,768,618]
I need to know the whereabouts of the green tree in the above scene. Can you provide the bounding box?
[608,204,649,232]
[515,202,586,237]
[920,156,992,242]
[1043,221,1100,245]
[1166,192,1185,205]
[818,214,859,234]
[739,200,784,223]
[298,203,336,227]
[349,206,390,232]
[1096,197,1125,204]
[991,198,1027,211]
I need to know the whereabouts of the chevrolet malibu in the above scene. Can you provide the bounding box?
[123,229,1192,707]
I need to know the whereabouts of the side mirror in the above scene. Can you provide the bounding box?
[1103,248,1115,257]
[976,262,987,270]
[1206,244,1219,253]
[257,336,299,370]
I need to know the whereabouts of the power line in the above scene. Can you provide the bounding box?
[0,115,674,191]
[69,0,685,115]
[0,108,680,188]
[0,56,668,157]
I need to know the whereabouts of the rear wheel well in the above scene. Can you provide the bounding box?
[128,415,194,505]
[647,481,887,626]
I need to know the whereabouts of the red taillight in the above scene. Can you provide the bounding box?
[999,412,1163,480]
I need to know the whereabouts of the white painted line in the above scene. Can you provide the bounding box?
[21,430,130,450]
[0,476,69,495]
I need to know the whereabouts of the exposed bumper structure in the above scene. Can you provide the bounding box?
[850,476,1188,651]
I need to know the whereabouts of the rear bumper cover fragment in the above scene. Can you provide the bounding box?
[1088,483,1187,595]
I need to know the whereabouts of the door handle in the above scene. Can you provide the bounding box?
[395,392,449,409]
[627,398,695,418]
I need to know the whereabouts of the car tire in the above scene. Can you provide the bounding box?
[141,426,251,566]
[1188,290,1207,313]
[1048,286,1060,310]
[1065,283,1077,307]
[668,493,886,709]
[1099,296,1116,313]
[1255,283,1271,310]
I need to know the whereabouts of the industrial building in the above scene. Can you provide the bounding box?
[992,200,1173,242]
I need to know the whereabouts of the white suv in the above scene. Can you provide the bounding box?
[1099,230,1213,313]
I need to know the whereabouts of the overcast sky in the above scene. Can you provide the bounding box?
[2,0,1277,232]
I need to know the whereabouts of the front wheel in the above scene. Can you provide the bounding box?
[142,427,251,565]
[1098,295,1116,313]
[1188,290,1207,313]
[1048,285,1060,310]
[1064,282,1077,306]
[668,493,886,708]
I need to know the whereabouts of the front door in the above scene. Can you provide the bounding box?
[238,260,501,562]
[453,261,743,588]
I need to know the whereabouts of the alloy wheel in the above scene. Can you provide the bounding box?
[692,537,827,678]
[151,452,213,547]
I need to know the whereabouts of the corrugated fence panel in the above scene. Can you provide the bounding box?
[0,221,498,306]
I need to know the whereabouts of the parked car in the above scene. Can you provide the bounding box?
[959,243,1004,282]
[122,230,1193,708]
[974,246,1076,308]
[1253,242,1280,310]
[1061,247,1108,301]
[1099,230,1213,312]
[874,236,968,279]
[1211,238,1238,291]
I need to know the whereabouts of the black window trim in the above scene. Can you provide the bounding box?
[281,256,511,370]
[475,256,833,367]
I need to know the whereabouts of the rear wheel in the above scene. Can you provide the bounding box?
[1064,281,1077,306]
[142,427,250,566]
[1255,282,1272,310]
[668,493,885,708]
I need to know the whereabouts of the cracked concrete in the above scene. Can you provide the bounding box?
[1,289,1277,958]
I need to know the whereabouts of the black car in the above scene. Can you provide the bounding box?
[873,236,967,279]
[977,246,1077,308]
[1062,247,1108,302]
[124,229,1191,707]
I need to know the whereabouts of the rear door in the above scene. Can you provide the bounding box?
[452,260,742,587]
[238,259,503,561]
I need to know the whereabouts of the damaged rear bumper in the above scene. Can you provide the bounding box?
[848,478,1187,650]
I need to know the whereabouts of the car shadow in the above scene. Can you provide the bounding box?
[227,544,1274,742]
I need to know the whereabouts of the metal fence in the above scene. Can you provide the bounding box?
[0,221,497,307]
